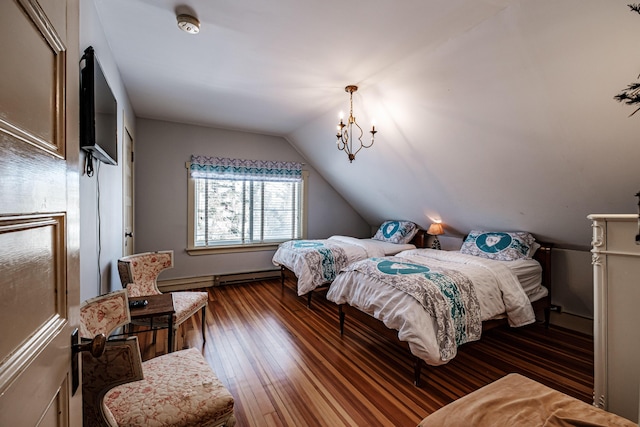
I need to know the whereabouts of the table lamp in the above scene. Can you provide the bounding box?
[427,223,444,250]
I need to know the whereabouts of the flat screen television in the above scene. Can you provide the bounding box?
[80,46,117,165]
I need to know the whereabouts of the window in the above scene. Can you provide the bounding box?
[187,156,307,254]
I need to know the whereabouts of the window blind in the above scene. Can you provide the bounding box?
[190,156,303,247]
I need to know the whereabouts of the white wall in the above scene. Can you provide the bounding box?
[134,118,369,281]
[79,0,136,301]
[288,1,640,251]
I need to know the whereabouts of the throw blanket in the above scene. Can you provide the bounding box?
[399,249,535,327]
[344,256,482,361]
[277,240,349,284]
[418,373,637,427]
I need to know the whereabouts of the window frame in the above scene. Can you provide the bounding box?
[186,162,308,255]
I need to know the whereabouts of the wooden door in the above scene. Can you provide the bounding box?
[0,0,81,425]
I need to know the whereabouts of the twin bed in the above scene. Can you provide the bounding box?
[272,220,427,306]
[273,225,553,385]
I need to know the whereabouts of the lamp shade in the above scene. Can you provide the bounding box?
[427,223,444,236]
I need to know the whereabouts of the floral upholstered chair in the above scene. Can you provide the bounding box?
[80,290,236,427]
[117,250,208,352]
[80,289,131,339]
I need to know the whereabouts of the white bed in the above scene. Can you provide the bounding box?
[273,235,418,296]
[327,249,546,365]
[326,242,552,383]
[272,220,427,307]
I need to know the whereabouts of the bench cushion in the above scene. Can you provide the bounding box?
[104,348,235,427]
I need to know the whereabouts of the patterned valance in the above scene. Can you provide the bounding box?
[189,155,303,182]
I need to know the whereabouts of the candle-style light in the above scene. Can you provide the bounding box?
[335,85,377,163]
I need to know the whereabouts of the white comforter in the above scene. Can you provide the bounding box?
[325,249,537,366]
[272,236,416,296]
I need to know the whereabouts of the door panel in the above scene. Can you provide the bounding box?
[0,0,80,425]
[0,331,70,426]
[0,0,65,156]
[0,216,65,362]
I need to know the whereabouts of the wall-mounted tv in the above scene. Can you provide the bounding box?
[80,46,117,165]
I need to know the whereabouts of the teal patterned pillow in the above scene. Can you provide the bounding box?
[460,231,535,261]
[372,221,418,244]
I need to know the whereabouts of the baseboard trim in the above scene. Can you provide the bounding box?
[216,269,281,285]
[158,269,281,292]
[549,311,593,336]
[158,275,216,292]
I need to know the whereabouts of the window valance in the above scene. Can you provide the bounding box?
[189,155,303,182]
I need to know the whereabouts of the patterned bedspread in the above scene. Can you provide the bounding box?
[326,249,536,366]
[276,239,349,288]
[343,256,482,361]
[273,236,417,296]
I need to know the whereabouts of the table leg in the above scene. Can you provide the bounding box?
[168,314,174,353]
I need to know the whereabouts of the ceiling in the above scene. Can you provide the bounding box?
[95,0,640,249]
[94,0,514,135]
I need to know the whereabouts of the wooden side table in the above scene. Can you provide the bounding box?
[128,293,175,353]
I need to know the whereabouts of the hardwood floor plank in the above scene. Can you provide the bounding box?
[134,278,594,426]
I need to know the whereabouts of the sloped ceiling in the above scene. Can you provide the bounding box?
[95,0,640,249]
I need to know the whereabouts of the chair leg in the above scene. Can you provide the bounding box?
[201,306,206,343]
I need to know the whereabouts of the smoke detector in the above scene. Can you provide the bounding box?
[177,14,200,34]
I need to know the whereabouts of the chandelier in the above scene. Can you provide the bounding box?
[335,85,377,162]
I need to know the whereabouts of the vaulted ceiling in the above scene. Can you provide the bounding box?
[95,0,640,249]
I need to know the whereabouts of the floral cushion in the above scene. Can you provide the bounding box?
[460,231,536,261]
[118,251,173,297]
[372,220,419,244]
[172,291,209,326]
[80,290,130,338]
[104,348,236,427]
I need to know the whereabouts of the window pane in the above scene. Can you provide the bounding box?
[194,177,302,247]
[262,181,299,240]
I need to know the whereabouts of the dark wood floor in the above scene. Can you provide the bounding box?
[137,277,594,427]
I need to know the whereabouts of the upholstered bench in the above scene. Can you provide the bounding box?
[102,347,235,427]
[418,373,636,427]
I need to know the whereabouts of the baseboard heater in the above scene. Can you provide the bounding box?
[216,269,280,285]
[158,269,280,292]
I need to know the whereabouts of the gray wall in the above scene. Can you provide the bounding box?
[79,0,136,301]
[134,118,370,280]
